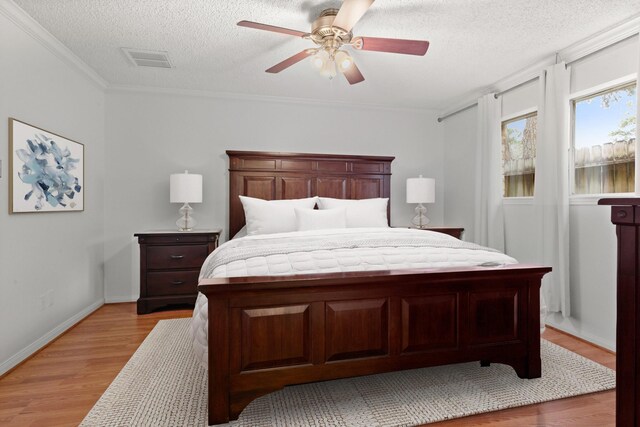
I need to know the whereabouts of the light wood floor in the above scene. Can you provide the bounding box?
[0,303,615,427]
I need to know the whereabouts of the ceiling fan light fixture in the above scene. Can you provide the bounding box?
[311,50,328,69]
[335,50,353,72]
[312,57,324,68]
[320,58,337,79]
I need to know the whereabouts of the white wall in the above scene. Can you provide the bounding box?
[441,35,639,350]
[571,35,639,93]
[104,91,444,301]
[443,106,478,240]
[0,7,105,374]
[545,35,638,349]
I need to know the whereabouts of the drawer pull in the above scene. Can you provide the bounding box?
[170,255,185,260]
[170,280,185,285]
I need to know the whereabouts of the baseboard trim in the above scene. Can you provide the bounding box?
[545,320,615,352]
[545,324,616,355]
[0,299,104,377]
[105,295,137,303]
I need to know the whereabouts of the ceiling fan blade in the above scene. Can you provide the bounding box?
[343,62,365,85]
[332,0,375,32]
[237,20,307,38]
[353,36,429,56]
[266,50,315,73]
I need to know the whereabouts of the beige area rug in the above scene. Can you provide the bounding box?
[81,319,615,427]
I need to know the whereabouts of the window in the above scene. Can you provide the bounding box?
[502,112,537,197]
[572,83,637,195]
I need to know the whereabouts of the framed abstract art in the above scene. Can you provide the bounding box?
[9,118,84,213]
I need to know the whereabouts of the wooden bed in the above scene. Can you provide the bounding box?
[198,150,551,426]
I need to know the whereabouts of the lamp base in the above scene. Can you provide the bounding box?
[176,202,197,231]
[411,203,430,229]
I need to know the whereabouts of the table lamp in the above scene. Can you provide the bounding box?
[170,170,203,231]
[406,175,435,228]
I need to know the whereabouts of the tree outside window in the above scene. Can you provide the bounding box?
[573,83,637,194]
[502,113,537,197]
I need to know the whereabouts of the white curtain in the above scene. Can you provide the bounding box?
[474,93,505,251]
[535,63,571,317]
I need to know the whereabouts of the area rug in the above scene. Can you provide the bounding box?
[81,319,615,427]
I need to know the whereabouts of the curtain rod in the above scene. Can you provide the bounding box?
[437,75,541,122]
[437,32,639,123]
[493,75,540,99]
[436,102,478,123]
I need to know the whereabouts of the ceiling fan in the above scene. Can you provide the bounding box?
[237,0,429,85]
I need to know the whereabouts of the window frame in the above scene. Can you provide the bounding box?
[569,75,638,200]
[501,108,538,199]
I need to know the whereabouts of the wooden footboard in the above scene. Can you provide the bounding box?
[199,264,550,426]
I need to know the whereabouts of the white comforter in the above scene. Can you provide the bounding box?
[191,227,518,368]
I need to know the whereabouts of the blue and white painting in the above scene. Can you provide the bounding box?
[10,119,84,213]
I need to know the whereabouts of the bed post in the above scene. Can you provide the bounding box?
[208,297,230,426]
[598,198,640,427]
[526,278,542,378]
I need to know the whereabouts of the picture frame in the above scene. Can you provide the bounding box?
[9,118,84,213]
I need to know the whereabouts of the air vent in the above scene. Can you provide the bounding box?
[121,48,173,69]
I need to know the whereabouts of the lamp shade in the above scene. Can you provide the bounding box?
[406,175,435,204]
[170,171,203,203]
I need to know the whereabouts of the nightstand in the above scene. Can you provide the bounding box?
[412,227,464,239]
[135,229,221,314]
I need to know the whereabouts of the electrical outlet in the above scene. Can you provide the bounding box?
[39,290,54,310]
[45,289,53,308]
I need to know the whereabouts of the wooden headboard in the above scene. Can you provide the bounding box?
[227,150,394,237]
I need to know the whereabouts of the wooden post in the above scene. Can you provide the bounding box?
[208,297,230,426]
[598,198,640,426]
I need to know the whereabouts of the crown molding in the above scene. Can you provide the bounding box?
[436,98,479,123]
[438,13,640,120]
[437,54,555,122]
[488,55,555,95]
[106,84,438,114]
[559,13,640,64]
[0,0,108,90]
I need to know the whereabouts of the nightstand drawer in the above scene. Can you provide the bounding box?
[147,245,208,269]
[135,229,221,314]
[147,270,199,296]
[138,234,214,245]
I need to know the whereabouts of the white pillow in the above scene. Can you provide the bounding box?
[317,197,389,228]
[239,196,317,236]
[295,207,347,231]
[232,225,247,239]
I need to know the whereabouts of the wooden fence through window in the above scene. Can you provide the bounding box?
[503,159,535,197]
[502,138,636,197]
[574,139,635,194]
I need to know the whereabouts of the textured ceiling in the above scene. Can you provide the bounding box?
[13,0,640,109]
